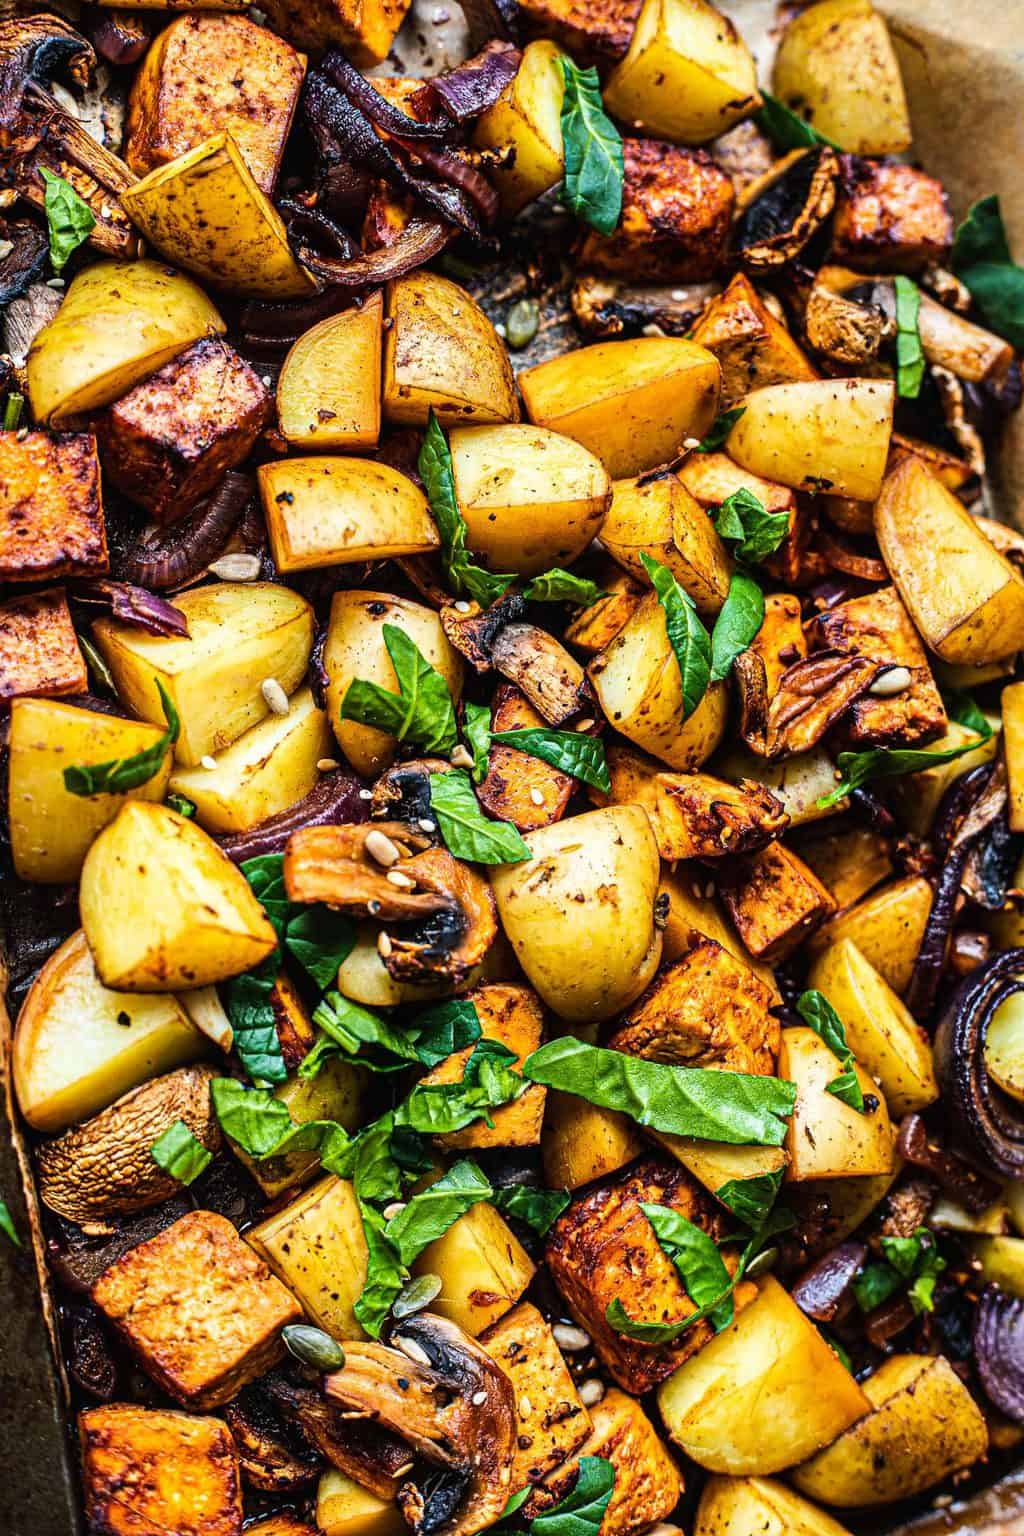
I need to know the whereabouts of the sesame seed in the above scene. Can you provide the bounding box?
[377,931,393,958]
[317,758,340,772]
[209,552,261,581]
[261,678,290,715]
[671,290,687,302]
[578,1378,605,1407]
[552,1323,590,1351]
[201,755,218,771]
[683,436,701,450]
[530,787,544,806]
[261,374,273,387]
[366,829,401,867]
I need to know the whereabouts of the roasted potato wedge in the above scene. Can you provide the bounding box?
[772,0,911,155]
[696,1476,853,1536]
[779,1026,894,1181]
[473,40,565,215]
[384,271,518,426]
[808,876,933,995]
[657,863,779,998]
[317,1470,407,1536]
[248,1176,370,1339]
[726,378,894,502]
[600,471,731,618]
[413,1199,536,1336]
[542,1092,645,1190]
[690,273,818,406]
[259,457,440,572]
[276,294,383,449]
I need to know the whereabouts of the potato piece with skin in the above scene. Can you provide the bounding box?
[657,1275,870,1473]
[797,826,893,910]
[779,1025,894,1181]
[94,581,314,768]
[891,721,998,837]
[807,939,938,1116]
[80,802,278,991]
[0,432,107,582]
[772,0,911,156]
[657,864,779,999]
[690,273,819,406]
[412,1198,535,1336]
[13,930,207,1134]
[248,1176,370,1339]
[122,133,315,299]
[478,684,575,833]
[676,450,806,587]
[718,843,836,963]
[714,743,846,827]
[325,590,463,779]
[0,588,86,708]
[80,1405,243,1536]
[520,337,720,481]
[451,425,610,577]
[542,1092,645,1190]
[473,41,564,216]
[318,1472,407,1536]
[604,0,760,145]
[125,14,305,193]
[9,697,174,883]
[260,458,440,573]
[792,1354,987,1507]
[384,271,518,426]
[726,378,894,501]
[808,875,933,995]
[26,259,225,425]
[491,806,662,1023]
[601,471,731,619]
[696,1476,853,1536]
[650,1135,787,1205]
[420,983,546,1151]
[876,456,1024,665]
[277,295,382,449]
[235,1056,365,1200]
[564,565,643,655]
[479,1303,592,1491]
[589,594,728,770]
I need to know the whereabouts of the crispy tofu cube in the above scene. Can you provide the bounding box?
[480,1302,592,1488]
[419,982,546,1150]
[518,0,642,65]
[257,0,411,66]
[718,842,836,963]
[564,569,642,656]
[95,339,270,522]
[91,1210,300,1406]
[604,742,788,860]
[689,272,818,407]
[528,1389,683,1533]
[675,450,805,585]
[247,1175,369,1340]
[832,156,953,273]
[578,140,734,282]
[807,585,947,748]
[0,432,106,582]
[126,15,306,194]
[609,936,779,1075]
[546,1157,748,1393]
[478,683,575,833]
[747,591,807,699]
[79,1405,243,1536]
[0,587,86,708]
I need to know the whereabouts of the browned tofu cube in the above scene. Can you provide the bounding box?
[675,450,806,585]
[95,339,270,522]
[0,432,106,582]
[270,970,317,1069]
[546,1157,750,1394]
[0,587,86,708]
[718,842,836,963]
[518,0,641,65]
[419,983,546,1150]
[578,141,734,282]
[807,585,947,749]
[747,592,807,699]
[564,568,642,656]
[91,1210,301,1407]
[79,1404,243,1536]
[604,742,788,860]
[478,683,575,833]
[690,273,819,407]
[528,1389,683,1532]
[480,1302,592,1488]
[832,157,953,273]
[126,14,305,194]
[609,936,779,1075]
[257,0,411,66]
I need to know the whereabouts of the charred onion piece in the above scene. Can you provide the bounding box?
[863,1292,916,1350]
[933,951,1024,1177]
[411,42,522,124]
[816,528,888,582]
[735,147,838,270]
[392,137,499,228]
[283,823,445,918]
[218,771,369,864]
[241,287,354,350]
[791,1241,867,1324]
[974,1285,1024,1423]
[118,472,254,587]
[296,216,453,287]
[382,848,498,987]
[278,198,360,261]
[88,9,151,66]
[896,1113,1001,1214]
[322,52,452,139]
[324,1312,516,1536]
[264,1378,414,1498]
[70,580,189,638]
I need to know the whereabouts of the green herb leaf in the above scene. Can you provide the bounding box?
[944,687,990,737]
[355,1198,407,1337]
[952,195,1024,349]
[696,407,745,452]
[285,907,356,991]
[712,487,790,564]
[165,791,196,819]
[419,410,515,605]
[715,1168,785,1229]
[384,1159,493,1264]
[241,854,291,932]
[710,571,764,683]
[312,992,422,1073]
[209,1077,350,1164]
[756,94,839,150]
[40,168,95,272]
[396,1038,525,1135]
[2,392,24,433]
[491,728,610,792]
[524,569,606,607]
[640,553,711,721]
[408,998,482,1068]
[463,700,492,784]
[816,715,994,811]
[643,1202,735,1330]
[490,1183,571,1234]
[225,959,288,1086]
[524,1038,795,1146]
[796,989,865,1113]
[0,1197,21,1248]
[150,1120,213,1185]
[429,768,532,864]
[342,624,458,755]
[532,1458,615,1536]
[893,276,925,398]
[853,1261,902,1312]
[558,57,623,235]
[64,680,180,796]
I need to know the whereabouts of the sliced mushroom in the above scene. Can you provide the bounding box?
[734,648,883,759]
[264,1378,414,1499]
[323,1312,516,1536]
[224,1379,323,1492]
[490,624,589,725]
[570,275,718,339]
[0,14,94,128]
[382,848,498,988]
[440,589,528,673]
[3,277,61,364]
[804,277,891,367]
[283,823,445,919]
[869,278,1014,385]
[371,759,450,827]
[0,216,48,306]
[734,147,838,271]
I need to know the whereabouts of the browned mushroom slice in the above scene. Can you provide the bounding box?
[223,1381,322,1492]
[283,823,445,920]
[383,848,497,987]
[323,1311,516,1536]
[263,1379,413,1499]
[440,588,527,673]
[371,759,450,828]
[734,649,883,759]
[0,14,93,125]
[570,274,717,339]
[734,147,838,271]
[490,623,589,726]
[803,279,890,367]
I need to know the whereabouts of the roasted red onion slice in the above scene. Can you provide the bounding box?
[217,770,369,864]
[897,1113,1001,1213]
[791,1242,867,1323]
[119,472,253,589]
[70,580,189,638]
[974,1285,1024,1422]
[411,42,522,123]
[933,952,1024,1178]
[296,217,453,287]
[321,52,452,140]
[392,137,499,227]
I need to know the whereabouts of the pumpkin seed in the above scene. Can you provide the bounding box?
[282,1323,345,1371]
[744,1245,779,1280]
[506,298,540,350]
[393,1272,442,1320]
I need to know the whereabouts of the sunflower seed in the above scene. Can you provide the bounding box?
[209,553,261,582]
[394,1334,432,1366]
[868,665,913,697]
[377,931,393,958]
[578,1378,605,1407]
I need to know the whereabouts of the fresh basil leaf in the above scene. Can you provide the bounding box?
[853,1260,903,1313]
[715,1168,784,1229]
[0,1197,21,1248]
[498,1488,531,1524]
[463,701,492,784]
[384,1159,493,1264]
[355,1197,407,1337]
[342,623,458,755]
[952,195,1024,349]
[893,275,925,398]
[796,989,865,1113]
[64,680,180,796]
[943,688,990,737]
[285,908,356,991]
[240,854,291,932]
[313,991,422,1072]
[429,768,532,864]
[710,571,764,683]
[165,791,196,819]
[409,998,482,1068]
[643,1201,735,1331]
[558,56,623,235]
[396,1037,524,1135]
[40,168,95,273]
[210,1077,350,1163]
[756,93,839,150]
[880,1231,924,1278]
[150,1120,213,1185]
[490,1183,571,1234]
[640,553,711,721]
[696,407,745,452]
[524,569,606,607]
[603,1298,697,1342]
[816,715,993,811]
[224,958,286,1086]
[3,392,24,433]
[532,1457,615,1536]
[524,1038,795,1146]
[491,728,611,792]
[712,487,790,564]
[953,193,1014,268]
[419,410,515,605]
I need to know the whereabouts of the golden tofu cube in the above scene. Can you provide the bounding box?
[413,1199,536,1336]
[718,843,836,963]
[518,0,641,65]
[0,431,106,582]
[689,272,818,407]
[604,742,788,860]
[91,1210,300,1407]
[832,156,953,273]
[746,591,807,700]
[419,983,546,1151]
[478,683,576,833]
[0,587,86,708]
[258,0,411,68]
[247,1175,370,1340]
[480,1302,592,1488]
[79,1404,243,1536]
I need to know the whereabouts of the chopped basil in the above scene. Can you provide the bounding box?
[558,56,623,235]
[410,998,483,1068]
[224,958,287,1086]
[756,93,839,150]
[715,1168,785,1229]
[491,727,610,792]
[419,410,515,606]
[710,571,764,683]
[341,623,458,756]
[644,1202,736,1330]
[63,680,180,797]
[816,712,993,811]
[695,407,745,452]
[524,569,606,607]
[0,1197,21,1248]
[796,989,865,1113]
[463,700,492,783]
[2,392,24,433]
[952,195,1024,349]
[395,1037,525,1135]
[893,276,925,398]
[165,791,196,819]
[490,1183,570,1234]
[712,487,790,564]
[284,906,356,991]
[531,1458,615,1536]
[853,1227,945,1316]
[384,1159,494,1264]
[640,553,711,721]
[40,168,95,272]
[311,992,422,1074]
[149,1120,213,1185]
[428,768,532,864]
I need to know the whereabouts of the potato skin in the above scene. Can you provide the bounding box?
[384,271,518,426]
[726,378,894,502]
[0,432,107,582]
[772,0,910,155]
[0,589,86,708]
[80,1405,243,1536]
[277,294,382,449]
[695,1475,854,1536]
[808,875,932,996]
[259,457,440,572]
[779,1026,894,1182]
[689,271,818,406]
[603,743,788,860]
[542,1092,645,1190]
[473,40,565,216]
[247,1176,370,1340]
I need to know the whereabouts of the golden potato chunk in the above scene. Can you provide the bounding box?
[258,0,411,66]
[478,683,575,833]
[604,742,788,859]
[600,470,732,620]
[798,826,892,910]
[832,157,953,273]
[384,270,518,427]
[689,273,818,406]
[518,0,641,64]
[79,1404,243,1536]
[413,1199,536,1336]
[480,1302,592,1489]
[771,0,910,156]
[808,875,932,996]
[718,843,836,963]
[0,432,106,582]
[542,1093,645,1191]
[0,587,86,708]
[96,339,270,521]
[126,14,305,193]
[780,1025,894,1181]
[420,983,546,1151]
[578,140,734,281]
[92,1211,301,1407]
[248,1175,370,1339]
